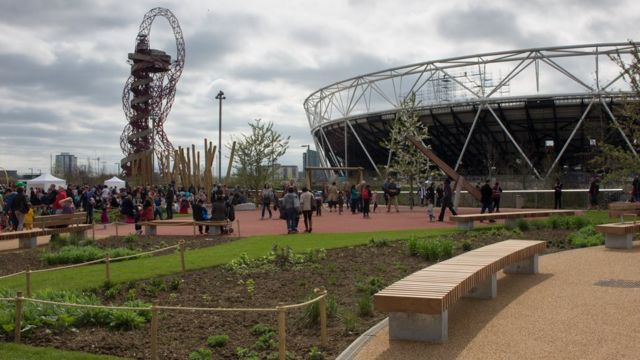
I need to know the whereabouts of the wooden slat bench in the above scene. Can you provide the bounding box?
[373,239,546,342]
[607,202,640,220]
[449,209,576,230]
[0,213,91,249]
[140,219,236,236]
[595,222,639,249]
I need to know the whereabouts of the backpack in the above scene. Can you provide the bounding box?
[361,189,370,200]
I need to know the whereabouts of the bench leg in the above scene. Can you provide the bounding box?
[19,236,38,249]
[605,233,633,249]
[504,254,539,274]
[464,273,497,299]
[388,310,448,342]
[145,225,157,236]
[208,226,221,235]
[457,221,474,231]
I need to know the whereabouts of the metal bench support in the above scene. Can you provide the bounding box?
[389,310,448,342]
[456,221,474,231]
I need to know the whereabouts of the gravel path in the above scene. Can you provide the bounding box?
[354,242,640,360]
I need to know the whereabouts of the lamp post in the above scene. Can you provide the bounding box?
[215,90,226,184]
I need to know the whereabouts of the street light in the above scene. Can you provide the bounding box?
[215,90,226,184]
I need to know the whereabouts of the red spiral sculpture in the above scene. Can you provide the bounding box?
[120,7,185,177]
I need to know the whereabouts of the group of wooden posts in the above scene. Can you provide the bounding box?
[130,138,236,191]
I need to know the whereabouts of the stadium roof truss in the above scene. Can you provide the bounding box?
[304,42,640,179]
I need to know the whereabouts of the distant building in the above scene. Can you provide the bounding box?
[276,165,299,180]
[302,149,321,170]
[55,152,77,177]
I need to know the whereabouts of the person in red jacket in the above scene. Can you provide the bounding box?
[53,186,68,214]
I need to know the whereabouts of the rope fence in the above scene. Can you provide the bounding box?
[0,242,185,297]
[0,287,328,360]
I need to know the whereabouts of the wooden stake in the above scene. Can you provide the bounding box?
[25,267,31,298]
[277,305,286,360]
[179,240,186,273]
[315,288,328,346]
[150,304,159,360]
[14,291,23,343]
[105,254,111,284]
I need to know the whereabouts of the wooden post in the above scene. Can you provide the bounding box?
[179,240,186,273]
[150,304,159,360]
[25,267,32,298]
[277,305,286,360]
[315,288,328,346]
[105,254,111,284]
[14,291,23,343]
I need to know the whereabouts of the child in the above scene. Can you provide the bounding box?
[23,204,34,230]
[372,190,379,213]
[337,191,344,215]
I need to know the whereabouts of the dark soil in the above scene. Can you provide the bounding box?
[2,228,575,359]
[0,235,238,277]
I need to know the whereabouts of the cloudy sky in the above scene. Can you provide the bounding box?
[1,0,639,176]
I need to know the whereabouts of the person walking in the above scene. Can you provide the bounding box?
[479,180,495,222]
[589,176,600,209]
[282,187,300,234]
[260,184,274,220]
[438,178,458,221]
[492,181,503,212]
[350,185,360,214]
[554,178,563,209]
[386,179,400,213]
[12,187,28,231]
[371,190,379,213]
[426,182,435,222]
[300,187,314,233]
[165,186,175,219]
[361,184,372,218]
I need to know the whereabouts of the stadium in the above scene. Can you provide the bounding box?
[304,42,640,180]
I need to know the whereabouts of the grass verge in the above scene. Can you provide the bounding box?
[0,343,129,359]
[0,228,456,293]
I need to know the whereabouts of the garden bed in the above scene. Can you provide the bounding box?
[1,225,586,359]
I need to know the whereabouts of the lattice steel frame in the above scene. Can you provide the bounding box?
[304,42,640,179]
[120,7,185,177]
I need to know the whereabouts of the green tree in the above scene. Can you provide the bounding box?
[590,42,640,184]
[382,92,430,209]
[231,119,289,201]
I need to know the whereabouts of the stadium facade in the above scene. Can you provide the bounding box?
[304,43,640,180]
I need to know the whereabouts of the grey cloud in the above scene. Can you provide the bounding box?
[436,5,556,48]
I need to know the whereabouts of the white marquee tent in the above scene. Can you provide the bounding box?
[26,173,67,190]
[104,176,126,189]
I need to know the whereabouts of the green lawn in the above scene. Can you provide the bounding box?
[0,343,129,360]
[0,228,457,293]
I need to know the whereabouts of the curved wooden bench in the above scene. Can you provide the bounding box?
[450,210,576,230]
[140,219,236,236]
[0,213,90,249]
[373,239,546,342]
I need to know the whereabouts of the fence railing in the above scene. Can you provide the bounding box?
[0,241,185,297]
[0,287,328,360]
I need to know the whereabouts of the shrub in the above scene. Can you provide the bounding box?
[40,246,138,265]
[255,332,277,350]
[413,238,454,262]
[188,348,212,360]
[123,234,138,244]
[356,296,373,318]
[516,219,530,232]
[250,323,275,336]
[407,235,418,256]
[301,295,338,326]
[308,345,326,360]
[236,347,259,360]
[356,277,386,296]
[49,234,68,248]
[566,226,604,248]
[368,238,389,247]
[462,240,472,252]
[168,277,183,291]
[340,311,358,332]
[569,216,590,230]
[108,310,146,330]
[207,334,229,348]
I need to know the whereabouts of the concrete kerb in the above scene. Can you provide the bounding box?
[336,318,389,360]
